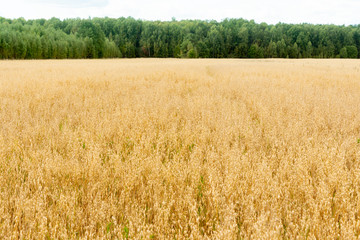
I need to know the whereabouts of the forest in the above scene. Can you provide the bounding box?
[0,16,359,59]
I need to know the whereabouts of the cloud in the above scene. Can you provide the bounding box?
[35,0,109,8]
[102,0,360,25]
[1,0,359,25]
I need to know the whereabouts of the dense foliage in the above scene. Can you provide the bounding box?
[0,16,359,59]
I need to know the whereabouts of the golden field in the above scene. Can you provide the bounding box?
[0,59,360,239]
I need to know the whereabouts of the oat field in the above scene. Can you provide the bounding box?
[1,59,360,239]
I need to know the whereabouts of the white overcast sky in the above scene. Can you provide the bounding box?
[1,0,359,25]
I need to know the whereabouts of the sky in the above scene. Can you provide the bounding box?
[1,0,359,25]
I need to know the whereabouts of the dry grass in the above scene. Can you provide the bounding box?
[0,59,360,239]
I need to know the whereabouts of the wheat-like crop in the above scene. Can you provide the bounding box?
[0,59,360,239]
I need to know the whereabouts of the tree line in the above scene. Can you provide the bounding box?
[0,16,359,59]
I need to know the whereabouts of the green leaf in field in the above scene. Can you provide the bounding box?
[106,222,113,233]
[123,226,129,239]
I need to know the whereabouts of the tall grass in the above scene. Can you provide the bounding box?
[0,59,360,239]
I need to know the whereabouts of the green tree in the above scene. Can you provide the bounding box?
[196,41,210,58]
[208,25,224,58]
[248,43,264,58]
[339,47,347,58]
[103,39,122,58]
[77,20,105,58]
[267,41,277,58]
[306,41,313,58]
[288,43,300,58]
[346,46,358,58]
[277,39,287,58]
